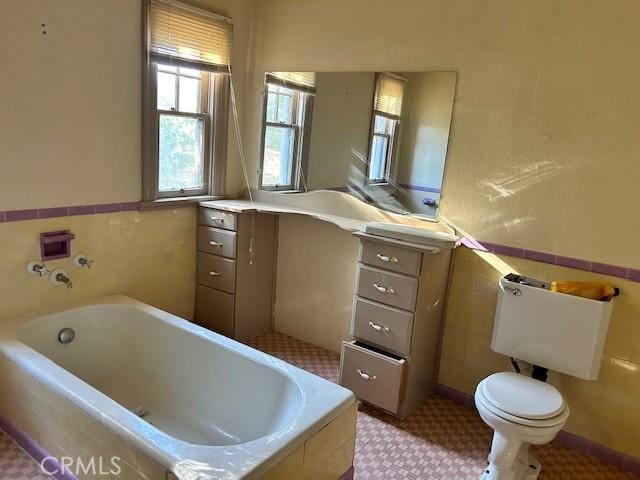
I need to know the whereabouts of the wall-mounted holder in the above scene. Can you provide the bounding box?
[40,230,75,261]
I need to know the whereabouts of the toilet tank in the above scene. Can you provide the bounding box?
[492,275,613,380]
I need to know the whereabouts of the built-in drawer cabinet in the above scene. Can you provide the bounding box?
[340,341,406,415]
[341,234,453,418]
[352,297,414,356]
[196,252,236,294]
[360,239,422,276]
[356,264,419,311]
[197,226,237,258]
[195,285,235,337]
[195,206,276,342]
[199,208,237,231]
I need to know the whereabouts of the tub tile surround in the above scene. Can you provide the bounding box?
[0,347,356,480]
[0,207,196,322]
[439,246,640,460]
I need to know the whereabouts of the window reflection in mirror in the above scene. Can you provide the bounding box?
[259,71,457,218]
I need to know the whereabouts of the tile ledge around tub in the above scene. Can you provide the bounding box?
[435,384,640,476]
[459,237,639,283]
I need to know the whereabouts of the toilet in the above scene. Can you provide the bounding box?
[475,275,613,480]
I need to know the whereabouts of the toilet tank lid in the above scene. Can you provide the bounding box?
[480,372,565,420]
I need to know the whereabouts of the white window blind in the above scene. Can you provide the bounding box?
[373,74,405,118]
[266,71,316,92]
[149,0,232,72]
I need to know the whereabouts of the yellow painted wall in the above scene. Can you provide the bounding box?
[246,0,640,458]
[274,215,359,352]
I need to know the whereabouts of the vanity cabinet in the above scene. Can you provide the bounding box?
[195,207,276,341]
[340,236,452,418]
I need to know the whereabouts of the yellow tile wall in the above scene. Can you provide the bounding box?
[439,247,640,458]
[0,208,197,322]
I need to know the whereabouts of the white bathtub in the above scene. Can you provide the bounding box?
[0,296,355,479]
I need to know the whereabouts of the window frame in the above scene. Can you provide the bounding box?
[141,1,230,205]
[258,81,313,192]
[367,112,400,185]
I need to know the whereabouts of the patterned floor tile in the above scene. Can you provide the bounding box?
[249,331,640,480]
[0,430,51,479]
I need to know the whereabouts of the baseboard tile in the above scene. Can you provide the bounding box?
[0,412,77,480]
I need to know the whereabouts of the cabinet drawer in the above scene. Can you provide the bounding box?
[197,226,237,258]
[195,285,235,337]
[352,297,414,356]
[360,240,422,277]
[340,341,405,414]
[356,265,418,311]
[197,252,236,293]
[199,208,237,231]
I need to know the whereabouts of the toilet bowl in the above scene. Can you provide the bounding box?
[475,372,570,480]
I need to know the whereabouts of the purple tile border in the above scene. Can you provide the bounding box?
[38,207,69,219]
[68,205,95,216]
[6,209,38,222]
[1,202,141,224]
[0,412,78,480]
[435,383,640,474]
[462,236,639,284]
[339,465,355,480]
[436,383,475,409]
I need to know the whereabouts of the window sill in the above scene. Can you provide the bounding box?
[140,195,226,210]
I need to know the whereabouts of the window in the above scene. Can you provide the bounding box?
[259,72,315,191]
[368,74,406,183]
[142,0,232,203]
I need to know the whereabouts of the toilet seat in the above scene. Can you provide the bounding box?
[476,372,568,428]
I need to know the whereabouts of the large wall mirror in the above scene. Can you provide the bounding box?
[258,71,457,219]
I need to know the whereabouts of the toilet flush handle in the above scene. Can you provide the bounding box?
[504,285,521,296]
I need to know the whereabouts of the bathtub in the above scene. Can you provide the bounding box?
[0,296,355,479]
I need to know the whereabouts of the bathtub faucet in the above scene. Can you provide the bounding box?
[55,272,73,289]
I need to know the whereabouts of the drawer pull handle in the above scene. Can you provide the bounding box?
[356,369,377,381]
[209,241,223,247]
[376,253,399,263]
[368,321,390,333]
[209,217,225,223]
[373,283,396,294]
[208,271,222,277]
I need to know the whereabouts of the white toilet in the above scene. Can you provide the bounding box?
[475,275,613,480]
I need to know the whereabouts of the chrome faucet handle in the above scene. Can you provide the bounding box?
[27,261,49,277]
[73,254,94,269]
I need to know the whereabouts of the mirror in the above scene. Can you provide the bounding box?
[258,71,457,219]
